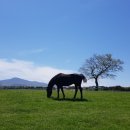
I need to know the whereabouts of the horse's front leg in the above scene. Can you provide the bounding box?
[61,86,65,99]
[79,86,83,99]
[73,86,78,99]
[57,87,60,99]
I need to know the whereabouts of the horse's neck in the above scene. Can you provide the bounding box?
[48,79,55,89]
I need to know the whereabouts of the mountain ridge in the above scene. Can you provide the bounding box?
[0,77,47,87]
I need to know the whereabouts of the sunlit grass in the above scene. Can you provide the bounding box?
[0,89,130,130]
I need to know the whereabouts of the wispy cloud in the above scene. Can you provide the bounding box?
[29,49,45,53]
[0,59,74,83]
[18,48,46,56]
[65,59,71,64]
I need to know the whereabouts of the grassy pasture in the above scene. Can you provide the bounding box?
[0,89,130,130]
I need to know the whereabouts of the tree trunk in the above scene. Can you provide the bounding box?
[95,78,99,91]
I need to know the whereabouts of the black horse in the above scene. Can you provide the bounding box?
[47,73,87,99]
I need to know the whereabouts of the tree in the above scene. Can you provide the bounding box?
[79,54,124,91]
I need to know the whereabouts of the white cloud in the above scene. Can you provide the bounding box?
[1,58,123,87]
[0,59,74,83]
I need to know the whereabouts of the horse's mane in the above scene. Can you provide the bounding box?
[48,73,62,88]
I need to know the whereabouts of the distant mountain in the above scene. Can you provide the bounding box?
[0,77,47,87]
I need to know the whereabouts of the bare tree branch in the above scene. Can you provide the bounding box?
[79,54,124,90]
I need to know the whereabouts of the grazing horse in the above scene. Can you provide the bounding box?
[47,73,87,99]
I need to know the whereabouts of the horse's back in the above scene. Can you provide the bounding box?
[53,73,83,86]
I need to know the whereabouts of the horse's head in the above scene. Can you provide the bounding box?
[81,74,87,83]
[46,77,56,98]
[47,86,52,98]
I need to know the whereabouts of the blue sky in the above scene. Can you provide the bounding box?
[0,0,130,86]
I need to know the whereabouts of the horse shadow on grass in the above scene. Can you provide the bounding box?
[51,97,89,102]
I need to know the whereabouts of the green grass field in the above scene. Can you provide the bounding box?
[0,89,130,130]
